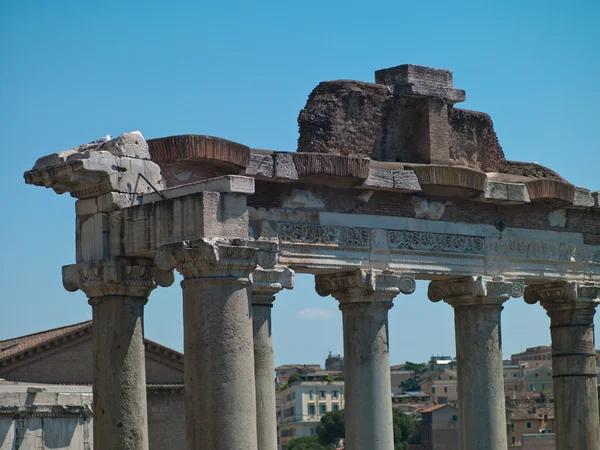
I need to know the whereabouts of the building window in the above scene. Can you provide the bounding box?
[432,387,436,394]
[332,403,340,411]
[544,414,548,422]
[530,384,535,392]
[320,404,327,415]
[310,427,316,435]
[526,421,532,429]
[309,390,314,400]
[319,390,326,399]
[514,385,518,391]
[308,404,316,415]
[512,437,516,445]
[444,386,448,393]
[332,390,339,399]
[292,392,295,400]
[511,423,515,431]
[513,373,518,377]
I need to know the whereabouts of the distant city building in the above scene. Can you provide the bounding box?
[508,405,555,447]
[412,403,459,450]
[429,355,456,371]
[275,364,322,388]
[419,369,458,405]
[325,352,344,371]
[511,346,552,368]
[276,374,345,450]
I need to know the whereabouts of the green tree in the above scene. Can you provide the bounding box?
[400,361,426,393]
[315,408,415,448]
[392,408,416,447]
[287,435,328,450]
[287,373,302,384]
[316,410,345,446]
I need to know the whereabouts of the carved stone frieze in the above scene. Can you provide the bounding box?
[155,238,274,280]
[428,276,524,306]
[486,237,585,262]
[315,269,416,306]
[278,223,370,247]
[251,266,295,304]
[62,258,167,298]
[387,230,484,255]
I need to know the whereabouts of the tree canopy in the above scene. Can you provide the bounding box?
[287,435,329,450]
[312,408,415,448]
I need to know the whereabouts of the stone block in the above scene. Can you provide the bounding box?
[75,199,98,216]
[375,64,454,87]
[593,191,600,207]
[274,153,298,180]
[246,153,274,178]
[80,213,109,263]
[393,171,421,191]
[573,187,595,207]
[362,168,394,189]
[484,181,530,203]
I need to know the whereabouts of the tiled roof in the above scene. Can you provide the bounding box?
[510,407,554,421]
[0,321,183,369]
[420,404,452,413]
[0,321,92,363]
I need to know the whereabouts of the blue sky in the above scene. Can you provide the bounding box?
[1,0,599,368]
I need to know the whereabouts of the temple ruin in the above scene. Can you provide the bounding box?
[24,64,600,450]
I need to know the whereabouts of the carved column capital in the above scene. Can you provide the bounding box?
[524,281,600,322]
[315,269,415,307]
[155,238,277,281]
[428,276,524,307]
[251,266,294,304]
[62,257,170,299]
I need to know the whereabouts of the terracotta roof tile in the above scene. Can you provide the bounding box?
[420,404,452,413]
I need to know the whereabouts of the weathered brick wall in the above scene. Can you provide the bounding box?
[147,392,185,450]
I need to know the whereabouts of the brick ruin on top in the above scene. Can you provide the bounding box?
[23,64,600,450]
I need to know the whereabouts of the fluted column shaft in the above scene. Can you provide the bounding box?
[429,276,523,450]
[316,270,415,450]
[251,267,294,450]
[156,238,276,450]
[63,258,167,450]
[525,282,600,450]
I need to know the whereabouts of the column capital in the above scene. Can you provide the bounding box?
[315,269,415,306]
[524,281,600,321]
[62,257,169,298]
[428,276,524,307]
[251,266,294,304]
[155,238,277,281]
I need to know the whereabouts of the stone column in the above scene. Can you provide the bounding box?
[428,276,523,450]
[251,266,294,450]
[156,238,274,450]
[524,281,600,450]
[315,269,416,450]
[63,258,170,450]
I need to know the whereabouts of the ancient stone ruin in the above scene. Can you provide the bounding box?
[24,64,600,450]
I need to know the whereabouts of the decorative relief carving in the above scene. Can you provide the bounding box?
[278,223,369,247]
[487,237,579,262]
[428,276,524,306]
[387,230,484,255]
[277,223,598,268]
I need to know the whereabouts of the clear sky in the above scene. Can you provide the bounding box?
[1,0,599,368]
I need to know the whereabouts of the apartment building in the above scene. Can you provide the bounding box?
[511,347,552,368]
[419,369,458,404]
[277,376,345,450]
[508,406,554,447]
